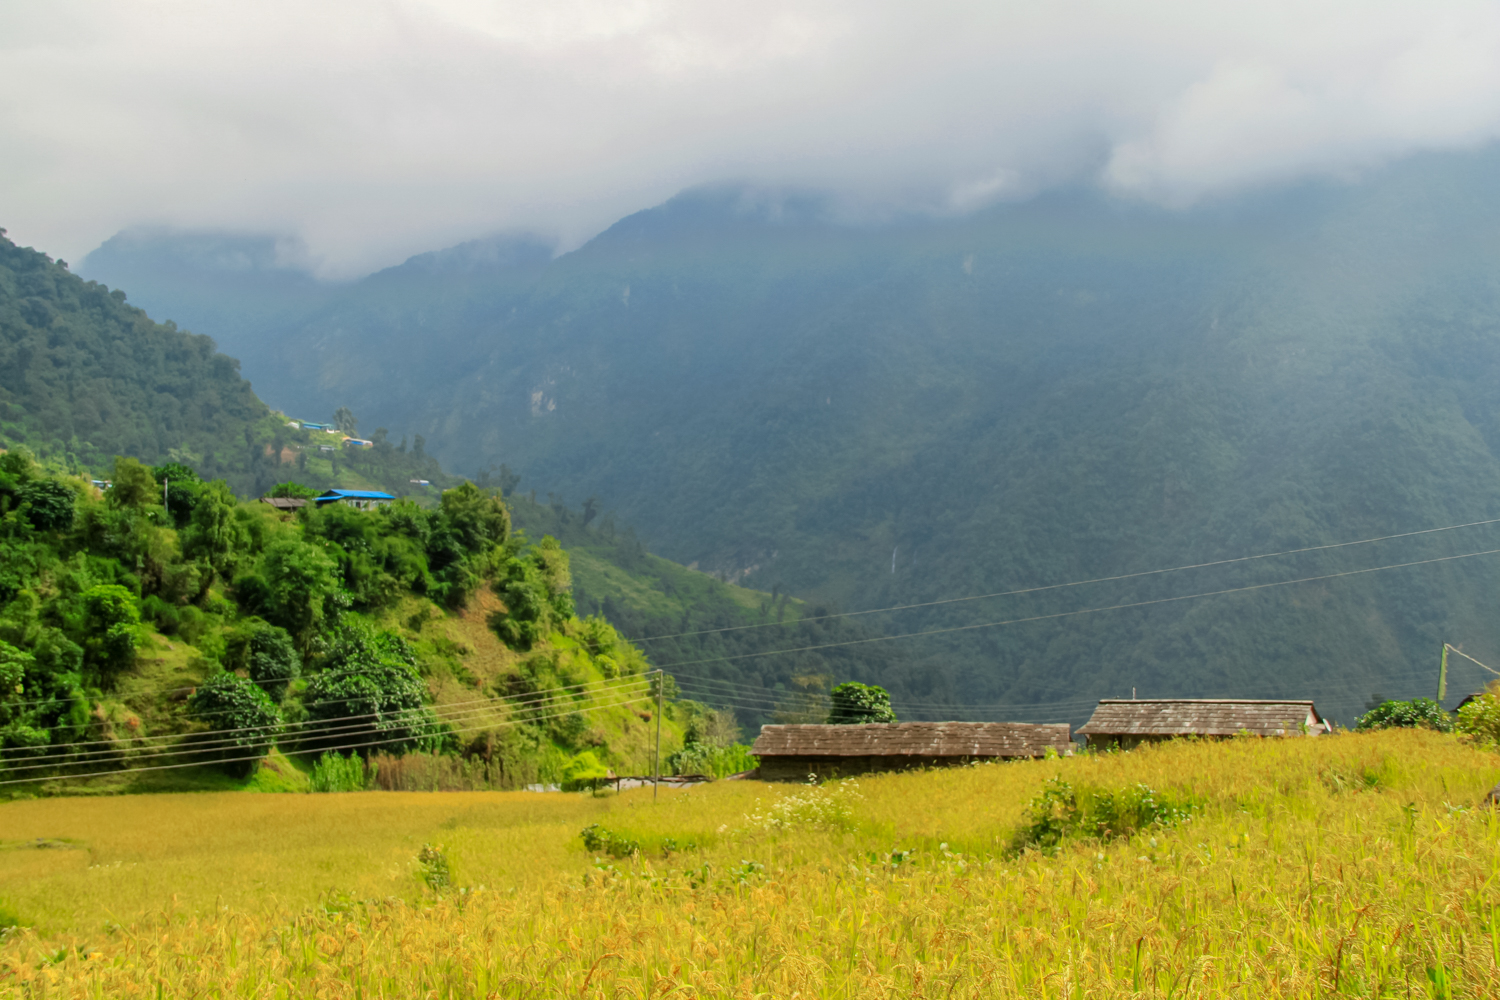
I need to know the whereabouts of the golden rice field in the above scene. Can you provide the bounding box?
[3,729,1500,998]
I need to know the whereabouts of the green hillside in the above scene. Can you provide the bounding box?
[104,149,1500,725]
[0,449,698,795]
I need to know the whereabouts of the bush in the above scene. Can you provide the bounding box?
[187,673,283,777]
[308,751,367,792]
[667,741,758,778]
[826,682,897,724]
[1013,777,1196,854]
[580,823,639,858]
[1355,698,1453,733]
[561,750,610,793]
[1456,684,1500,746]
[81,584,138,685]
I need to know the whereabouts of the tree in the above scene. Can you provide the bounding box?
[182,479,241,579]
[439,481,511,551]
[826,681,897,724]
[247,540,341,641]
[333,407,357,435]
[248,626,301,702]
[107,457,157,509]
[81,584,138,685]
[17,479,75,532]
[301,624,435,756]
[187,673,282,777]
[490,538,574,650]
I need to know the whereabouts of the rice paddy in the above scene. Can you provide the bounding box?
[3,728,1499,998]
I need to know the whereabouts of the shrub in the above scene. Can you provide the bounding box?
[1456,684,1500,746]
[1012,777,1196,854]
[667,741,758,778]
[187,673,282,777]
[561,750,610,793]
[826,682,897,724]
[308,751,367,792]
[580,824,639,858]
[81,584,138,685]
[1355,698,1453,733]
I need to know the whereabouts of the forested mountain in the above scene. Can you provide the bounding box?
[80,147,1500,724]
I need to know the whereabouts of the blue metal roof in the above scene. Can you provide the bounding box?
[317,489,396,500]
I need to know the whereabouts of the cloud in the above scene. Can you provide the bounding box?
[4,1,1500,276]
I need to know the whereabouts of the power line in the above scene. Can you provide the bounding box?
[630,516,1500,643]
[0,675,647,762]
[0,694,655,786]
[650,547,1500,671]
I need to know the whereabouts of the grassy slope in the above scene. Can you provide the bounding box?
[1,730,1498,996]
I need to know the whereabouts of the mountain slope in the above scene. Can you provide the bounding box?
[81,149,1500,724]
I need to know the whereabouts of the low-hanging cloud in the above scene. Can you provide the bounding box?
[4,0,1500,277]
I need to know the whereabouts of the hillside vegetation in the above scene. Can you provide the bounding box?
[83,148,1500,725]
[2,730,1498,997]
[0,448,696,795]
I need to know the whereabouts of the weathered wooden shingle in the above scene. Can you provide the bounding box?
[1075,699,1330,739]
[752,722,1072,759]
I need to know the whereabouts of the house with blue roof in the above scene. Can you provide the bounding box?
[315,489,396,510]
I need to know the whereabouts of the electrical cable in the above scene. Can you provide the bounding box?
[629,516,1500,643]
[648,547,1500,671]
[0,694,655,786]
[0,675,649,764]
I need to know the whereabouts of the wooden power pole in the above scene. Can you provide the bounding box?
[653,670,663,801]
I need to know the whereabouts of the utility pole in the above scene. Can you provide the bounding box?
[654,669,663,801]
[162,476,168,516]
[1438,643,1449,704]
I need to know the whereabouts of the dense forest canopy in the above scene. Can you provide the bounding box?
[82,148,1500,725]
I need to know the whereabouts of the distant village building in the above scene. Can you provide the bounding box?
[314,489,395,510]
[257,496,307,512]
[342,437,374,449]
[750,721,1073,780]
[1076,699,1332,748]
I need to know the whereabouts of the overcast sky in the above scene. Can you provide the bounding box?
[5,0,1500,277]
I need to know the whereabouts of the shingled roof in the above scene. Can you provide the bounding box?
[1076,699,1330,739]
[752,722,1073,759]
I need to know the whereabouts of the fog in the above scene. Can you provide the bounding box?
[5,0,1500,276]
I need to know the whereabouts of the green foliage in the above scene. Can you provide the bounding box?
[826,682,896,724]
[247,626,301,702]
[301,623,436,757]
[106,457,158,510]
[17,479,75,532]
[560,750,610,793]
[491,536,575,649]
[80,584,138,685]
[580,823,639,858]
[666,741,758,778]
[1455,686,1500,746]
[308,751,367,792]
[416,844,450,892]
[1013,777,1196,855]
[1355,699,1453,733]
[187,673,282,777]
[240,539,341,642]
[269,481,318,500]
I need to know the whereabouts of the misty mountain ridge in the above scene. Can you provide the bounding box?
[75,145,1500,724]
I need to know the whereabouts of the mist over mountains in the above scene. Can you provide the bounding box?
[79,147,1500,724]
